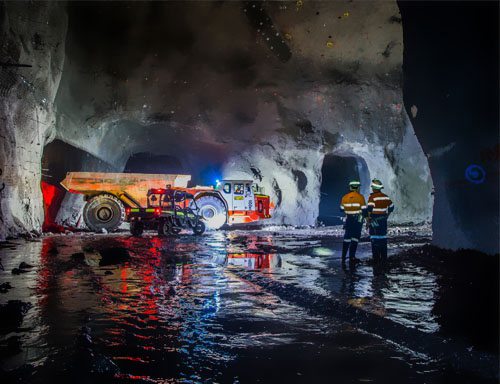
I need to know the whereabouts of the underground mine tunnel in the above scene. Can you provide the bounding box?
[319,154,370,226]
[0,1,498,383]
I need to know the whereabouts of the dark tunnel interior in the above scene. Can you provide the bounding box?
[318,155,369,226]
[42,140,114,185]
[41,140,115,229]
[123,153,185,175]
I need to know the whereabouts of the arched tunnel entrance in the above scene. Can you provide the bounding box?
[41,139,115,230]
[318,154,370,226]
[41,141,226,230]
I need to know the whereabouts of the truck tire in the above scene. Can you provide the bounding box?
[158,219,171,236]
[192,221,205,235]
[193,195,226,230]
[83,194,125,233]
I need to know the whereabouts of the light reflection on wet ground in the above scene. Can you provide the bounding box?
[0,229,496,383]
[222,230,439,333]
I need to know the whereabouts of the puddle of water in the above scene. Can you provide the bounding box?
[222,234,440,333]
[0,231,491,383]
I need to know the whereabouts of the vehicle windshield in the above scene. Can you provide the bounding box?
[148,194,162,207]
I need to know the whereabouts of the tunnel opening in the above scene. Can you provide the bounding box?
[318,154,370,226]
[123,152,185,174]
[41,139,114,231]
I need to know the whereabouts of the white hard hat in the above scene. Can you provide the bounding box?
[371,179,383,190]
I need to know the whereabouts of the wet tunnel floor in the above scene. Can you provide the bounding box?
[0,228,498,383]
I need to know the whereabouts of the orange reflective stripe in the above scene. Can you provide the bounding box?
[341,191,366,212]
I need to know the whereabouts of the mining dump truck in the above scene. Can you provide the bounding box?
[60,172,271,232]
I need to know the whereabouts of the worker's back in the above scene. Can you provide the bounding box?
[341,191,366,214]
[367,191,393,216]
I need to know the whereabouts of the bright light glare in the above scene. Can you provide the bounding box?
[313,247,335,256]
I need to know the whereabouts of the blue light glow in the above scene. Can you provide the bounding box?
[465,164,486,184]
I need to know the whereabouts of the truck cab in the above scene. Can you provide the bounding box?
[218,180,254,211]
[215,180,271,225]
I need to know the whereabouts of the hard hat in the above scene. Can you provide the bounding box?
[349,180,361,189]
[371,179,384,190]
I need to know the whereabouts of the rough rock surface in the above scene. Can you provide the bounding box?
[1,1,433,238]
[0,2,67,240]
[399,2,499,254]
[55,1,433,226]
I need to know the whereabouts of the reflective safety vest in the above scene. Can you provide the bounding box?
[340,191,367,215]
[367,191,394,215]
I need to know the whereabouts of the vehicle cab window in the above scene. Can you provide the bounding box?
[234,183,244,195]
[149,194,160,207]
[223,183,231,194]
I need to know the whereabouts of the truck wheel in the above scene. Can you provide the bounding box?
[83,194,125,233]
[130,222,144,237]
[192,221,205,235]
[193,196,226,230]
[159,220,171,236]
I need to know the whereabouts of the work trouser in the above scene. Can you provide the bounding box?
[369,214,388,262]
[342,214,363,260]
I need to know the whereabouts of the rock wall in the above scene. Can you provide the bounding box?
[0,1,67,240]
[1,1,433,239]
[221,1,433,225]
[399,2,499,254]
[52,1,433,228]
[222,134,325,226]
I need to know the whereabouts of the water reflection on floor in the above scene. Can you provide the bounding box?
[221,230,439,333]
[0,230,494,383]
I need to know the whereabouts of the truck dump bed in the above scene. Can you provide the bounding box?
[60,172,191,207]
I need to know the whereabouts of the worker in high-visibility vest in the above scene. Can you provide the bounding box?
[340,180,367,263]
[365,179,394,262]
